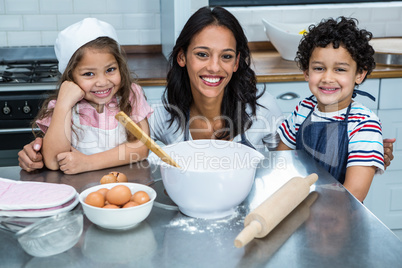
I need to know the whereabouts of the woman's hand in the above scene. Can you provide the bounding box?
[57,147,90,174]
[18,138,44,172]
[58,81,85,108]
[383,138,396,169]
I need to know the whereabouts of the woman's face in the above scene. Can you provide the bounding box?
[177,25,239,101]
[72,48,121,110]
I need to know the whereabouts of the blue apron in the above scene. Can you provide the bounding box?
[295,89,376,184]
[184,110,255,150]
[296,104,351,184]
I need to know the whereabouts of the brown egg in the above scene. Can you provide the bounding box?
[85,192,105,208]
[100,174,117,184]
[96,188,109,198]
[103,204,120,209]
[131,191,150,205]
[110,171,128,182]
[106,185,132,206]
[122,201,139,208]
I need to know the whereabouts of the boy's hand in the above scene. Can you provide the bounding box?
[383,138,396,169]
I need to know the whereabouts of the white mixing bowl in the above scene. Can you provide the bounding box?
[150,140,264,219]
[262,19,312,61]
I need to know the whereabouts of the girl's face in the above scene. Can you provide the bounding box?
[72,48,121,110]
[304,44,367,112]
[177,25,239,101]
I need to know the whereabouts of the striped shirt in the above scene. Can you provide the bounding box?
[278,95,384,173]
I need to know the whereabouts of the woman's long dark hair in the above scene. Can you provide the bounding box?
[163,6,262,139]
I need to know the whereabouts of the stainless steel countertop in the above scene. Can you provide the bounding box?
[1,150,401,267]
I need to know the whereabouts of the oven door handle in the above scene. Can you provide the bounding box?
[0,128,39,134]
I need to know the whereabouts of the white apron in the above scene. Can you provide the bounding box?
[70,102,127,155]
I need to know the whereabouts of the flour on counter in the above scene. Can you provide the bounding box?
[165,205,247,234]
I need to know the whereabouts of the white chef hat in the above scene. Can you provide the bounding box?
[54,18,119,74]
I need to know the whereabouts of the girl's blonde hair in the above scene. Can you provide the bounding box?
[33,37,136,141]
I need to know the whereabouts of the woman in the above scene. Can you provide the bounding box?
[18,6,395,172]
[149,6,283,152]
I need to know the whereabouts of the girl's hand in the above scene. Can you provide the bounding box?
[58,81,85,108]
[56,147,89,174]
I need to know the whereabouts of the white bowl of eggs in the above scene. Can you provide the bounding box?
[149,140,264,219]
[262,19,312,61]
[79,183,156,230]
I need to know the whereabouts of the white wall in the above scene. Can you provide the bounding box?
[0,0,161,47]
[227,2,402,42]
[1,1,401,48]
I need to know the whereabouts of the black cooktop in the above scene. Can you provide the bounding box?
[0,47,60,84]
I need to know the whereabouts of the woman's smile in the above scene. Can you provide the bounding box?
[201,75,224,86]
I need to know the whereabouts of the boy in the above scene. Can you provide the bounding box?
[277,17,384,202]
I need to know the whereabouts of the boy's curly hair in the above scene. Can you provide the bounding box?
[296,16,376,85]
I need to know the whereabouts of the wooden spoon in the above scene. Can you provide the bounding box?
[115,111,181,168]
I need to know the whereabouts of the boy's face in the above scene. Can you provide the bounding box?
[303,44,367,113]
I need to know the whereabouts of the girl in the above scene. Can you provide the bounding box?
[34,18,152,174]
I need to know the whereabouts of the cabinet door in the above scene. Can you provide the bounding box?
[379,78,402,109]
[364,109,402,229]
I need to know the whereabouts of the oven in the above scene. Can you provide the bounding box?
[0,47,60,167]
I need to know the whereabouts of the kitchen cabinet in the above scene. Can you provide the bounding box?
[364,78,402,230]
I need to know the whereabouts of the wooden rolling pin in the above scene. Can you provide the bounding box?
[115,111,181,168]
[234,173,318,248]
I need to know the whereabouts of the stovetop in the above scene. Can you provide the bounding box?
[0,46,60,85]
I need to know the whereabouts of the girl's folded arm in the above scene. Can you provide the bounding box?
[42,103,73,170]
[79,118,150,172]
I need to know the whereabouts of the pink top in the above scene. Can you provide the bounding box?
[36,83,153,133]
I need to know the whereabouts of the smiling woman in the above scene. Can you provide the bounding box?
[149,6,284,152]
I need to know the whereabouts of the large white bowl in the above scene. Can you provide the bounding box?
[79,183,156,230]
[150,140,264,219]
[262,19,312,61]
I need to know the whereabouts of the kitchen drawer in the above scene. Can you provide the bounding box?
[379,78,402,109]
[142,86,164,105]
[262,79,379,115]
[263,82,310,115]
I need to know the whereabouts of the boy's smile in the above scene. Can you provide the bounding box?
[304,44,367,113]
